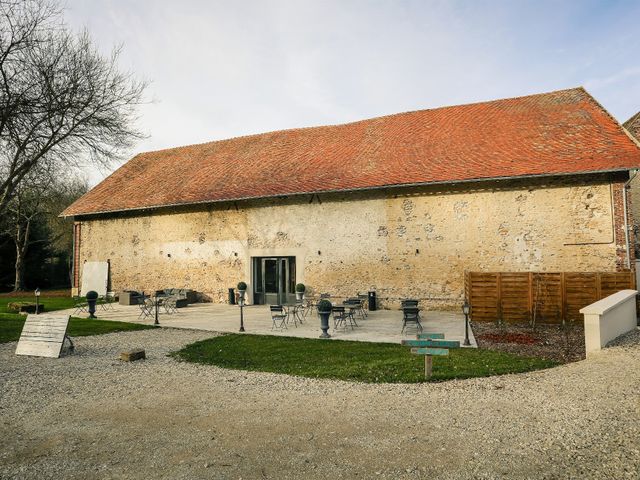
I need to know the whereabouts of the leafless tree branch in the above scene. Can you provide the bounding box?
[0,0,147,216]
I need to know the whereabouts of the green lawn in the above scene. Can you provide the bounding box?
[0,312,155,343]
[172,334,558,383]
[0,295,77,313]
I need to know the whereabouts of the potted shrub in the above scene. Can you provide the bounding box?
[317,299,333,338]
[295,283,306,301]
[236,281,247,304]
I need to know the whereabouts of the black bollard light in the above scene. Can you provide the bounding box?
[34,288,40,315]
[462,300,471,346]
[86,291,98,319]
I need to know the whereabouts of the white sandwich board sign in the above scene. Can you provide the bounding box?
[15,314,73,358]
[80,261,109,297]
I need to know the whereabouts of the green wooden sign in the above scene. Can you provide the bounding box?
[402,339,460,348]
[402,333,460,379]
[411,347,450,356]
[417,333,445,339]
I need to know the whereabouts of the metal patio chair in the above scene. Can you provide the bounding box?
[163,296,178,314]
[302,296,318,319]
[72,297,88,315]
[98,292,117,312]
[401,300,420,317]
[270,305,288,330]
[357,294,369,317]
[401,306,423,333]
[332,305,357,330]
[345,297,366,321]
[138,298,155,320]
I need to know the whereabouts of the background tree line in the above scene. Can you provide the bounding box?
[0,0,147,292]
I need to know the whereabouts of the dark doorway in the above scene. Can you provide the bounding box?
[252,256,296,305]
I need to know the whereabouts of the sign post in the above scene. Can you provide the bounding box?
[401,333,460,380]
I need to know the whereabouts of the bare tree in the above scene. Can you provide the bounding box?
[45,174,88,254]
[3,171,49,290]
[0,0,147,217]
[2,167,87,291]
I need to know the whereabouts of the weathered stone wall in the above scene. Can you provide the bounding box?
[629,174,640,258]
[74,175,629,309]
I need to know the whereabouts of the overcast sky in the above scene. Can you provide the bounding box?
[65,0,640,184]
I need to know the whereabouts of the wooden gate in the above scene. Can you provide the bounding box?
[464,271,636,324]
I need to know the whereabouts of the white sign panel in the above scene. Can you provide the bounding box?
[80,261,109,297]
[15,314,71,358]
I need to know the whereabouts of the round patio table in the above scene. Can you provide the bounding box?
[281,303,305,326]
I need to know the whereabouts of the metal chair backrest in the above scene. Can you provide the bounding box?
[403,306,420,319]
[270,305,284,313]
[401,300,419,308]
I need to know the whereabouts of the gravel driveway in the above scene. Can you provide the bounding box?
[1,328,639,479]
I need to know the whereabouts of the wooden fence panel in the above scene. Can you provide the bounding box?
[467,271,635,324]
[564,272,598,322]
[499,273,529,323]
[532,273,562,324]
[600,272,635,298]
[467,272,498,321]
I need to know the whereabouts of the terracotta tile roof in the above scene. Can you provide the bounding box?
[63,87,640,217]
[624,111,640,142]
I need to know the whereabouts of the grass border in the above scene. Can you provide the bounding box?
[172,333,558,383]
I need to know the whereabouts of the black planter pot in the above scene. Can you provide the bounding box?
[319,311,331,338]
[86,290,99,319]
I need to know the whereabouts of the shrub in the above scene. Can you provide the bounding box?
[295,283,306,293]
[237,281,247,291]
[317,299,332,312]
[7,302,32,313]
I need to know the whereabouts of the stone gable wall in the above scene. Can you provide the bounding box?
[73,176,630,309]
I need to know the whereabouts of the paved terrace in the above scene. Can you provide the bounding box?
[63,302,477,347]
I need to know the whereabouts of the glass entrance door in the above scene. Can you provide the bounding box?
[253,256,296,305]
[263,257,289,305]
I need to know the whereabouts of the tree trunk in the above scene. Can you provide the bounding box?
[12,220,30,291]
[14,247,25,291]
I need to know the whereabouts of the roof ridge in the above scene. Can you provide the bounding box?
[137,87,586,157]
[577,87,640,151]
[624,111,640,129]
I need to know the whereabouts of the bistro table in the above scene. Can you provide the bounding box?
[281,303,305,327]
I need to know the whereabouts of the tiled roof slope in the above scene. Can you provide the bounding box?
[624,111,640,142]
[63,87,640,217]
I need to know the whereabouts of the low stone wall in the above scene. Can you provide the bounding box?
[580,289,638,357]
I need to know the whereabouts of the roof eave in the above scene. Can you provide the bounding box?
[61,168,635,219]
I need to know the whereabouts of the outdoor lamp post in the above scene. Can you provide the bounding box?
[237,282,247,332]
[462,300,471,346]
[154,295,159,326]
[238,291,245,332]
[35,288,41,314]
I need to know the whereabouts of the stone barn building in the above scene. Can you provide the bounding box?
[625,111,640,258]
[62,88,640,308]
